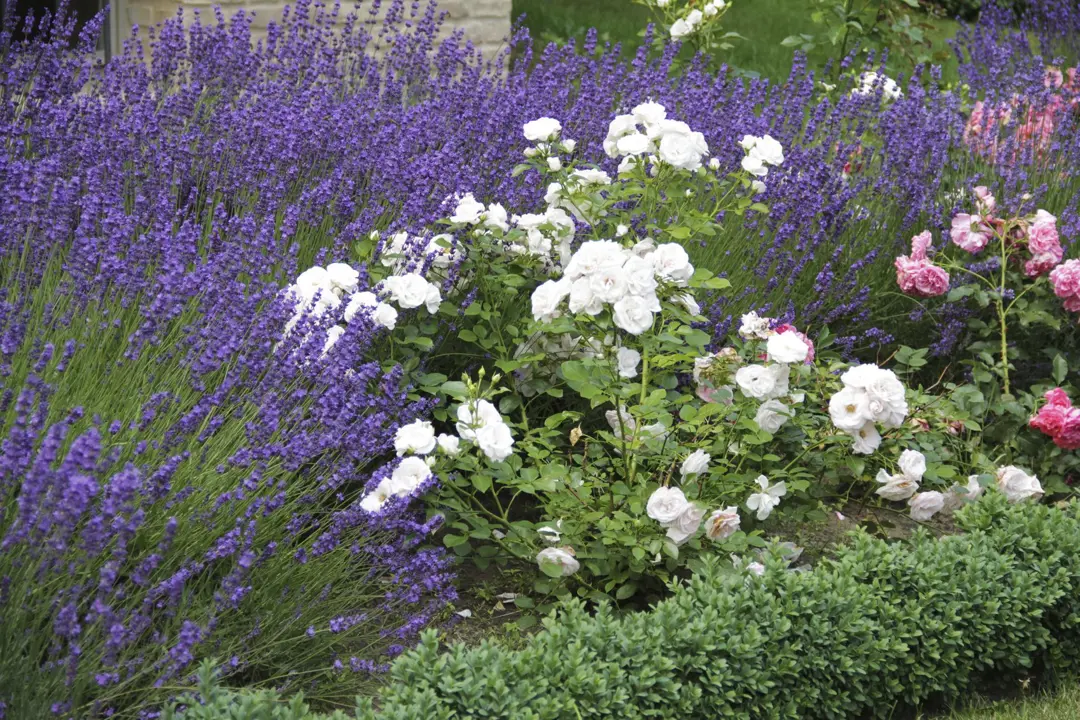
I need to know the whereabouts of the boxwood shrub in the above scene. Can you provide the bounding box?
[176,494,1080,719]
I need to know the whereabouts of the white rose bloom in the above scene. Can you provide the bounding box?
[616,224,629,237]
[616,347,641,379]
[943,475,984,511]
[564,240,629,280]
[547,157,563,172]
[875,469,918,501]
[735,364,789,400]
[745,475,786,520]
[649,243,694,285]
[612,295,657,335]
[536,547,579,576]
[523,117,562,142]
[860,370,908,429]
[656,120,709,171]
[741,153,769,177]
[424,234,460,269]
[394,420,437,456]
[670,17,693,39]
[475,422,515,462]
[680,449,711,479]
[705,506,741,541]
[571,168,613,186]
[646,486,691,525]
[295,266,334,293]
[623,255,659,297]
[751,180,767,194]
[455,399,503,441]
[389,456,433,496]
[531,277,572,322]
[381,273,432,310]
[676,293,701,315]
[343,291,378,323]
[616,132,653,156]
[666,503,706,545]
[850,422,882,455]
[897,449,927,482]
[423,282,442,314]
[632,101,667,128]
[738,311,772,339]
[450,193,486,225]
[371,303,398,329]
[322,325,345,355]
[484,203,510,232]
[908,491,945,521]
[436,433,460,456]
[360,481,394,513]
[766,332,809,364]
[380,232,409,268]
[604,114,639,157]
[995,466,1043,503]
[754,400,791,434]
[326,263,359,293]
[753,134,785,166]
[745,561,766,576]
[617,156,639,175]
[569,277,604,316]
[739,135,759,151]
[589,265,630,304]
[829,387,871,432]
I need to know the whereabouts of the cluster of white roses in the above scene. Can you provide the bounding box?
[359,455,433,514]
[873,449,1042,521]
[828,364,909,454]
[531,239,695,335]
[454,398,516,462]
[738,134,784,194]
[852,71,903,102]
[603,102,710,172]
[283,262,402,354]
[665,0,727,39]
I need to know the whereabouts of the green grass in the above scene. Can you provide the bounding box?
[946,684,1080,719]
[512,0,961,82]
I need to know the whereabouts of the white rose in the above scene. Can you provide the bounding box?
[571,168,611,187]
[754,399,791,434]
[394,420,437,456]
[908,491,945,521]
[829,387,871,432]
[604,114,638,157]
[371,303,398,329]
[875,469,918,501]
[622,255,658,297]
[738,311,771,339]
[436,434,460,456]
[646,486,690,525]
[360,481,394,513]
[741,153,768,177]
[860,369,908,429]
[616,132,653,156]
[656,120,709,171]
[455,399,503,441]
[326,263,359,293]
[531,277,571,322]
[631,101,667,128]
[382,273,432,310]
[536,547,579,576]
[616,347,641,379]
[389,456,432,496]
[996,466,1043,503]
[475,422,515,462]
[735,364,789,400]
[676,293,701,315]
[612,295,657,335]
[666,503,706,545]
[523,117,562,142]
[850,422,882,455]
[343,291,378,323]
[670,17,693,39]
[649,243,694,285]
[564,240,629,280]
[705,506,741,541]
[450,193,486,224]
[897,449,927,482]
[380,232,409,268]
[943,475,984,511]
[753,134,784,166]
[425,234,460,269]
[751,180,767,194]
[485,203,510,232]
[547,157,563,172]
[766,332,809,364]
[745,475,786,520]
[569,278,604,316]
[322,325,345,355]
[589,266,630,304]
[680,449,711,479]
[295,266,334,292]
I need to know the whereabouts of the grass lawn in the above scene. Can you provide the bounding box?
[512,0,961,82]
[946,684,1080,719]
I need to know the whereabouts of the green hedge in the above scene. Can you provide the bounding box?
[175,494,1080,719]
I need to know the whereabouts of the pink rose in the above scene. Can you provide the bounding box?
[1023,209,1063,278]
[1050,259,1080,313]
[1045,66,1064,88]
[895,232,950,297]
[1030,388,1080,450]
[973,186,996,215]
[1056,415,1080,450]
[772,324,815,363]
[950,213,991,253]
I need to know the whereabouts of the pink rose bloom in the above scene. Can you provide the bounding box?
[973,186,996,215]
[1056,415,1080,450]
[1045,66,1064,88]
[950,213,991,253]
[1030,388,1073,438]
[1023,209,1063,278]
[773,324,815,363]
[895,232,950,297]
[1050,259,1080,313]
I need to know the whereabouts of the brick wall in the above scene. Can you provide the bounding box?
[117,0,512,58]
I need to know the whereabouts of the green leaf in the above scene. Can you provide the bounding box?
[472,474,492,493]
[615,583,638,600]
[443,534,468,548]
[1053,354,1068,384]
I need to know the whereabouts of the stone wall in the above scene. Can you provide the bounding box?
[118,0,511,57]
